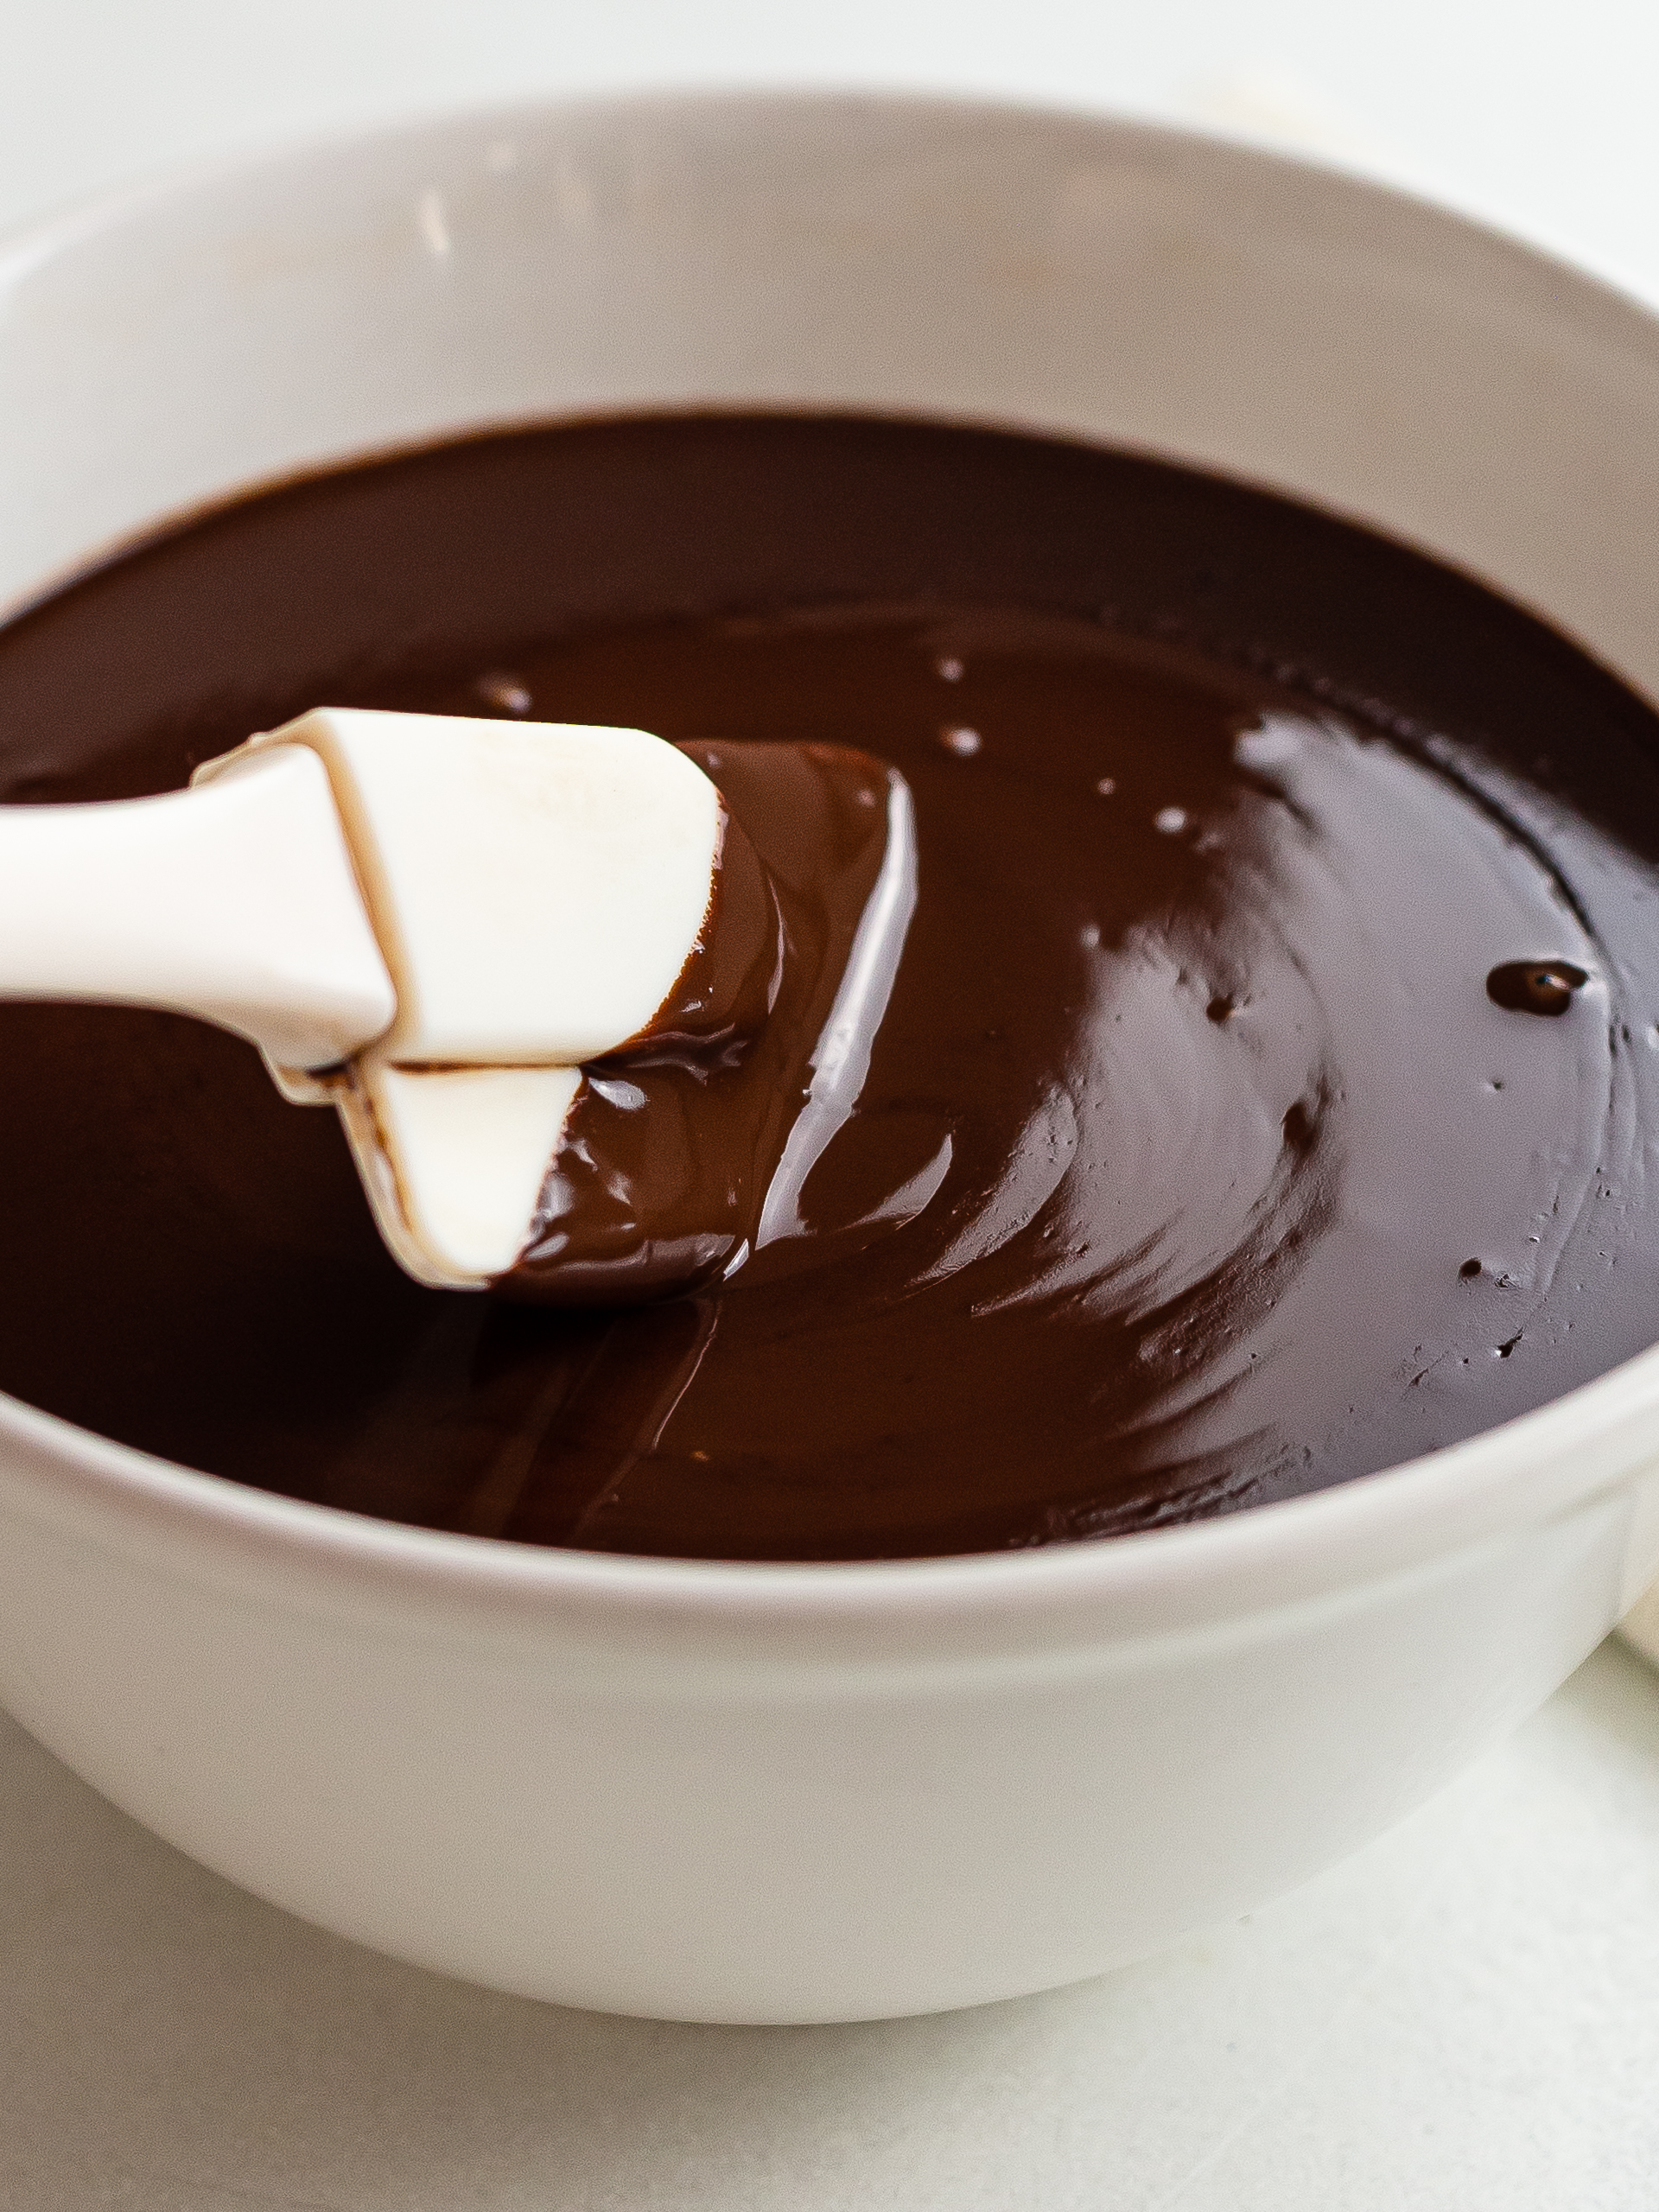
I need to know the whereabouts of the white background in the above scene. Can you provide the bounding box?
[7,0,1659,306]
[3,4,1659,2205]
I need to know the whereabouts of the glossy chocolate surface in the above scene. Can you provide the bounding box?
[3,415,1659,1560]
[505,741,904,1303]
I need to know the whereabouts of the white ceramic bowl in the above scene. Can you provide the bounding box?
[2,91,1658,2026]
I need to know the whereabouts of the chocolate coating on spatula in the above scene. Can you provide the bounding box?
[1485,959,1589,1017]
[2,415,1659,1560]
[501,744,900,1302]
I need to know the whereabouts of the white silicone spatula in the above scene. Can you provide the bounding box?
[0,709,728,1289]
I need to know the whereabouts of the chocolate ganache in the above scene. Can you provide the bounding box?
[501,740,913,1304]
[3,414,1659,1560]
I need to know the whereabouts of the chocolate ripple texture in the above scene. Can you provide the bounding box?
[2,416,1658,1559]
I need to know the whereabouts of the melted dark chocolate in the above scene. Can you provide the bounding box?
[1485,959,1589,1017]
[505,742,901,1302]
[3,415,1659,1560]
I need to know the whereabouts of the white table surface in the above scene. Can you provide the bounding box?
[3,5,1658,2204]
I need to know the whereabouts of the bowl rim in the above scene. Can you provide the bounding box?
[4,79,1659,1638]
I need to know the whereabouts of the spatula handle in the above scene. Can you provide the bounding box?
[0,746,396,1070]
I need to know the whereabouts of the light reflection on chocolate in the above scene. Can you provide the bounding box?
[502,743,912,1304]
